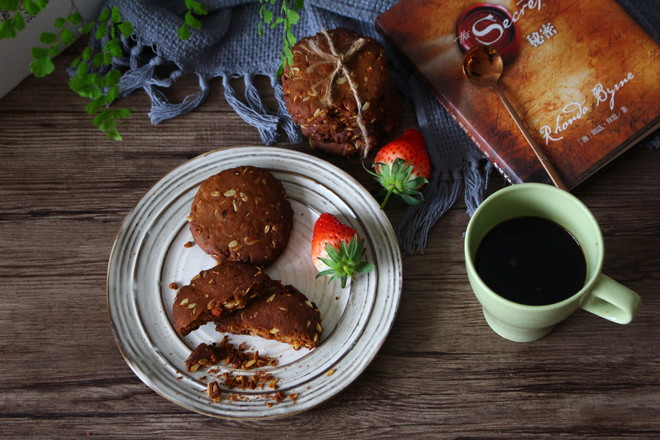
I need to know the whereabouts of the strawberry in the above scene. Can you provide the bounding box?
[368,128,431,208]
[311,213,375,288]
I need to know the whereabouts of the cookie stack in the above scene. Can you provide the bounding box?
[281,28,402,158]
[173,166,323,350]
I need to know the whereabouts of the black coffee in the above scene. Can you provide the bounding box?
[474,216,586,306]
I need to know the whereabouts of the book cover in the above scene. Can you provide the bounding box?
[0,1,104,99]
[376,0,660,187]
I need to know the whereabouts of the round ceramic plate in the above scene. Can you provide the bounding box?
[107,146,402,419]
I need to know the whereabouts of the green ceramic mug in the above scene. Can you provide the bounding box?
[464,183,641,342]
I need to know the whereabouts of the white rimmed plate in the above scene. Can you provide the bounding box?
[107,146,402,419]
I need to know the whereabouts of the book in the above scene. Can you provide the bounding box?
[376,0,660,188]
[0,1,104,99]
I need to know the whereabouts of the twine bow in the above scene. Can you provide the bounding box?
[304,30,372,156]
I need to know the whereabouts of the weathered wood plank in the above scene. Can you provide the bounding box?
[0,41,658,440]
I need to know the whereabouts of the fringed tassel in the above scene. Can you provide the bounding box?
[244,74,269,115]
[222,75,280,146]
[395,171,462,253]
[80,27,210,125]
[271,75,303,144]
[147,73,210,124]
[243,75,278,145]
[149,68,184,88]
[463,159,492,216]
[118,39,174,95]
[119,52,161,96]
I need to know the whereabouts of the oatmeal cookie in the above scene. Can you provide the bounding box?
[189,166,293,266]
[282,28,402,157]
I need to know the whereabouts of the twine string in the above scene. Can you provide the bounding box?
[304,30,372,156]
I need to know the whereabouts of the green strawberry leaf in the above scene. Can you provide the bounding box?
[399,192,424,206]
[355,261,375,273]
[366,158,428,209]
[315,236,374,288]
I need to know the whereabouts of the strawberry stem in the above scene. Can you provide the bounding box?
[365,158,428,210]
[315,235,374,288]
[380,188,394,209]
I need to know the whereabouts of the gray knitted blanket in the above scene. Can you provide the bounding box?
[94,0,658,252]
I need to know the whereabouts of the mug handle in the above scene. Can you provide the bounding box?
[580,274,641,324]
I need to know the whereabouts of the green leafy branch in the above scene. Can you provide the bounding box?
[0,0,48,39]
[0,1,214,140]
[29,9,82,78]
[178,0,207,40]
[258,0,304,75]
[66,6,133,140]
[0,1,133,139]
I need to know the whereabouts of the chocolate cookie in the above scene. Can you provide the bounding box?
[215,282,323,350]
[172,262,274,336]
[189,166,294,266]
[282,28,402,157]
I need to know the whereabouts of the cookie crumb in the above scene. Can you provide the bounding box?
[207,381,221,402]
[185,338,278,373]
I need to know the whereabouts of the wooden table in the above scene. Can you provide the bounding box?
[1,47,658,440]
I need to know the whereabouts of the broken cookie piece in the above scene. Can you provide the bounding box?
[207,381,222,403]
[215,282,323,350]
[172,262,274,336]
